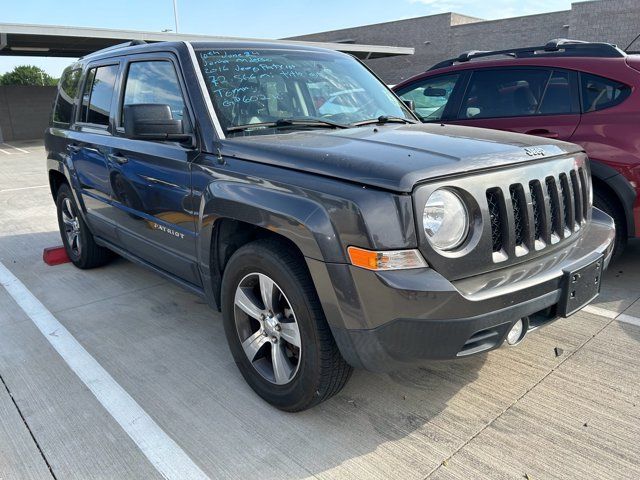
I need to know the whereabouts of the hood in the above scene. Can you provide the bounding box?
[221,123,582,192]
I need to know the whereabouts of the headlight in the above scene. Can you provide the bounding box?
[423,189,469,251]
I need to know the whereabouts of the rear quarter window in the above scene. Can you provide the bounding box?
[52,68,81,127]
[581,73,631,112]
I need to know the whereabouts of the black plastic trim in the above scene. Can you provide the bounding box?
[332,290,560,371]
[590,160,637,238]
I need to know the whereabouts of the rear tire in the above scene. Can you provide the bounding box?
[55,183,112,269]
[593,188,627,260]
[221,238,352,411]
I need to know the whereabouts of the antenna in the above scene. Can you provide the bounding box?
[625,32,640,52]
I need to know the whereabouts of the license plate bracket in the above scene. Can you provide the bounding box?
[559,254,604,317]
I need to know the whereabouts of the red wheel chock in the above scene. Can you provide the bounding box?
[43,246,70,266]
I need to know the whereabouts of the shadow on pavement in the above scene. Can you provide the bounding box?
[601,239,640,344]
[0,230,489,478]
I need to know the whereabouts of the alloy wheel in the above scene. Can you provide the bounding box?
[61,197,81,257]
[233,273,302,385]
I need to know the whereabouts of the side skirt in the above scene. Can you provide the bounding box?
[95,236,207,299]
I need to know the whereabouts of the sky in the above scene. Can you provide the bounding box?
[0,0,576,77]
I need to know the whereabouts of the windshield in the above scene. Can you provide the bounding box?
[196,48,414,135]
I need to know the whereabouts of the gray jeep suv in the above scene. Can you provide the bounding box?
[46,40,615,411]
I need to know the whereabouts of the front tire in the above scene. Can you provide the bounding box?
[221,239,352,411]
[55,183,112,269]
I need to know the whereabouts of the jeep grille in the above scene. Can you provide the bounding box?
[488,165,589,261]
[486,189,504,252]
[413,154,591,281]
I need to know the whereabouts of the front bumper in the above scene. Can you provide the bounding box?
[307,208,615,372]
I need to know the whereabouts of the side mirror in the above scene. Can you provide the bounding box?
[123,104,192,142]
[402,99,415,111]
[423,87,447,97]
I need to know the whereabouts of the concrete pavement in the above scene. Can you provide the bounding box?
[0,143,639,480]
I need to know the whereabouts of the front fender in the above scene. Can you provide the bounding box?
[192,156,418,312]
[197,180,343,267]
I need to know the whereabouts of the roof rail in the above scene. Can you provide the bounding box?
[428,38,625,71]
[80,40,147,59]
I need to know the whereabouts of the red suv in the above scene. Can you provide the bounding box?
[393,39,639,256]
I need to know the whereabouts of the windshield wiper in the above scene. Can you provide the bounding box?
[227,117,350,134]
[351,116,418,127]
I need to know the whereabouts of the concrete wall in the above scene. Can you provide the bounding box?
[289,0,640,84]
[0,86,56,142]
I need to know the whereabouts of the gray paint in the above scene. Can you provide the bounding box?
[223,124,578,192]
[289,0,640,83]
[0,86,56,141]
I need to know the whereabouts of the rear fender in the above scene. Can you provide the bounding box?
[46,156,88,219]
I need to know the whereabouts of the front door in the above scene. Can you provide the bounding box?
[107,55,200,285]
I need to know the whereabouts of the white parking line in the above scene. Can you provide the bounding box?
[1,143,29,154]
[0,185,48,193]
[0,148,13,155]
[617,313,640,327]
[583,304,640,327]
[583,305,619,319]
[0,262,211,480]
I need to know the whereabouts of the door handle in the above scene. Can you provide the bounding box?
[109,153,129,165]
[67,143,81,153]
[524,128,559,139]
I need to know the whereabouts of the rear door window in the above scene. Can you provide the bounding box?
[396,74,461,121]
[580,73,631,112]
[80,64,119,126]
[459,68,566,119]
[52,67,81,126]
[537,70,573,115]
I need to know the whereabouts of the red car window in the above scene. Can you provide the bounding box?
[580,73,631,112]
[538,71,572,115]
[460,69,553,119]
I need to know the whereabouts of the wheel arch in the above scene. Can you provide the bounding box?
[590,160,636,238]
[197,181,345,310]
[47,156,72,201]
[48,169,68,201]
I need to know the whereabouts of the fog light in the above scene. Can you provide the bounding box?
[506,319,524,345]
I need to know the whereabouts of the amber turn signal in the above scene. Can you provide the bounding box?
[347,246,428,271]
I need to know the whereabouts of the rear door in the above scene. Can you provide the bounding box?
[107,53,200,285]
[69,61,121,242]
[571,71,634,160]
[448,67,581,141]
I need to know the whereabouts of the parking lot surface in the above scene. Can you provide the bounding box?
[1,143,639,480]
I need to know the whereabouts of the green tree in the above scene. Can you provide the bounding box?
[0,65,58,86]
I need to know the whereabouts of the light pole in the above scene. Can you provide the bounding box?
[173,0,179,34]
